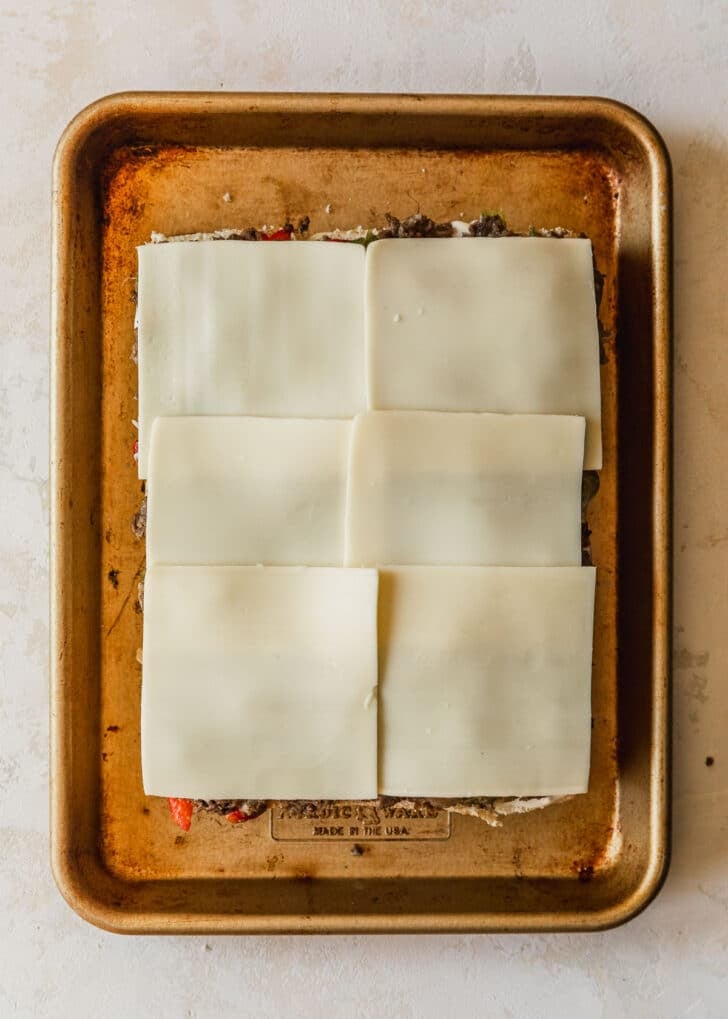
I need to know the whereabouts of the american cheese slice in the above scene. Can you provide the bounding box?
[378,566,595,797]
[141,565,379,800]
[345,412,585,567]
[146,417,351,566]
[366,237,602,469]
[136,240,366,477]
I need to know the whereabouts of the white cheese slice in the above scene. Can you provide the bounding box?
[141,565,379,800]
[366,237,602,469]
[345,412,585,567]
[146,416,351,566]
[378,566,595,797]
[136,240,366,477]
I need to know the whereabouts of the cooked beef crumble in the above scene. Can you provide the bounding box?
[469,213,512,237]
[379,211,458,238]
[195,799,268,820]
[211,227,258,241]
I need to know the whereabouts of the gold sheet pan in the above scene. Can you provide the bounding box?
[51,92,671,933]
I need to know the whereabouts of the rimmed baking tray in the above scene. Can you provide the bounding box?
[51,92,671,933]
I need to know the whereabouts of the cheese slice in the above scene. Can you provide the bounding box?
[146,416,351,566]
[141,565,379,800]
[366,237,602,469]
[378,566,595,797]
[345,412,585,567]
[136,240,366,477]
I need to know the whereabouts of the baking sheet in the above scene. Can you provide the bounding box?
[51,92,671,933]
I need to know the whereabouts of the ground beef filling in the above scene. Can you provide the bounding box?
[195,799,268,820]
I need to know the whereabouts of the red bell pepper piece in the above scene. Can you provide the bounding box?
[259,227,293,241]
[226,809,250,824]
[168,797,194,831]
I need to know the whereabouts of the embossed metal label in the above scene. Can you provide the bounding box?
[271,802,452,841]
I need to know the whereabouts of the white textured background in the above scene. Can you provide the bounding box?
[1,1,726,1016]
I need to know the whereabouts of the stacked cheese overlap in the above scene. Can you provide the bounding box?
[138,236,600,802]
